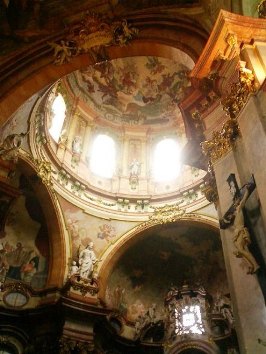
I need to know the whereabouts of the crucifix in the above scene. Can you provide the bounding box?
[219,174,260,274]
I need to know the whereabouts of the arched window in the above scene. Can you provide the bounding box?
[89,134,116,178]
[48,94,66,143]
[152,138,181,181]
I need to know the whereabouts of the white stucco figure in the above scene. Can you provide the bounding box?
[79,242,97,279]
[129,159,141,176]
[72,136,82,154]
[69,261,79,276]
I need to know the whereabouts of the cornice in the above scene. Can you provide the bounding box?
[191,10,266,80]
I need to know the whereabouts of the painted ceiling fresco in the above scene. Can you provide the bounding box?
[67,56,193,127]
[105,223,228,322]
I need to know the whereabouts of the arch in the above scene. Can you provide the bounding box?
[165,339,219,354]
[97,215,219,300]
[17,157,66,288]
[0,14,208,127]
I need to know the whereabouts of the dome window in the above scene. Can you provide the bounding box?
[89,134,116,178]
[152,138,181,182]
[48,94,66,143]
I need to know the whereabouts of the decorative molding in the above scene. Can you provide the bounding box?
[138,201,185,228]
[200,63,256,165]
[66,275,99,297]
[2,282,30,308]
[49,13,139,65]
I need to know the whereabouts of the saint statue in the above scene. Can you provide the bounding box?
[79,242,97,279]
[129,159,141,176]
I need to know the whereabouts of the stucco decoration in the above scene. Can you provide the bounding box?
[66,56,193,127]
[105,223,228,323]
[0,175,50,289]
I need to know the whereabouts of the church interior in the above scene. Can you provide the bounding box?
[1,1,266,353]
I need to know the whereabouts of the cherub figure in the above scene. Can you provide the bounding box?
[69,260,79,276]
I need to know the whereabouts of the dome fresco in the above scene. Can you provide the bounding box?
[66,56,193,128]
[41,55,206,200]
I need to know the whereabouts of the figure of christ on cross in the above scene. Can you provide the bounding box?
[219,174,259,274]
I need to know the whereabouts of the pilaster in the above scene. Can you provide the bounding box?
[213,146,266,354]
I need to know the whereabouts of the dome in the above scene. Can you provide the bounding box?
[39,55,206,211]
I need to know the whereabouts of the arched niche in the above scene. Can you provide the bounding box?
[2,157,66,289]
[98,216,227,323]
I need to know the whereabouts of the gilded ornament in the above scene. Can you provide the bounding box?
[226,33,237,48]
[222,65,256,119]
[201,118,240,164]
[200,63,255,165]
[67,274,99,297]
[34,159,54,187]
[140,201,185,228]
